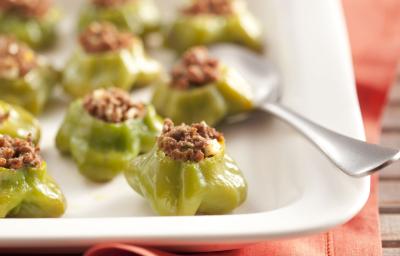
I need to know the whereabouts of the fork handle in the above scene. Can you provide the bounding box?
[261,102,400,177]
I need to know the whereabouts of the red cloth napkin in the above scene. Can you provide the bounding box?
[85,0,400,255]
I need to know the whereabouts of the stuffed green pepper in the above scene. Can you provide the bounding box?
[125,119,247,216]
[0,0,59,49]
[0,36,57,115]
[79,0,160,37]
[0,100,40,144]
[0,134,66,218]
[56,87,163,182]
[152,46,253,126]
[167,0,263,53]
[62,21,161,98]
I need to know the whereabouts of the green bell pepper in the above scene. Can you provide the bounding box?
[125,139,247,216]
[79,0,160,37]
[166,0,263,53]
[152,64,253,126]
[62,38,161,98]
[0,8,59,50]
[0,100,40,143]
[0,65,58,116]
[56,99,163,182]
[0,162,66,218]
[0,134,66,220]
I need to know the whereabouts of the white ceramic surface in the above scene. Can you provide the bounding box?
[0,0,370,252]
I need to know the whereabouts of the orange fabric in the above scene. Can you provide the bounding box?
[344,0,400,142]
[85,1,400,255]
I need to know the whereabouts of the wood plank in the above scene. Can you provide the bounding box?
[384,248,400,256]
[383,72,400,128]
[381,133,400,148]
[382,105,400,131]
[388,82,400,105]
[380,164,400,179]
[380,181,400,211]
[383,241,400,248]
[379,133,400,178]
[380,214,400,241]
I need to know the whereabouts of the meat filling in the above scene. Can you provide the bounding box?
[92,0,131,8]
[182,0,233,16]
[157,119,224,162]
[79,22,134,54]
[0,36,37,78]
[171,46,220,90]
[0,111,9,124]
[83,88,146,123]
[0,134,41,170]
[0,0,51,18]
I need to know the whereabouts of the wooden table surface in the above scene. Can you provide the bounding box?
[379,77,400,256]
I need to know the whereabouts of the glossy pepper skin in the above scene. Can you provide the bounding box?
[78,0,160,37]
[0,162,66,218]
[0,66,58,116]
[0,9,59,50]
[62,39,161,98]
[125,140,247,216]
[166,1,262,53]
[56,100,163,182]
[0,101,40,144]
[152,64,253,126]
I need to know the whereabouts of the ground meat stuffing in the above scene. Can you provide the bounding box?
[157,119,224,162]
[0,135,41,170]
[0,111,9,124]
[171,46,220,90]
[79,22,134,54]
[92,0,132,8]
[0,36,37,78]
[83,88,146,123]
[182,0,233,16]
[0,0,51,18]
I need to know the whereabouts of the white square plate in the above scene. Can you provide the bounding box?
[0,0,370,252]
